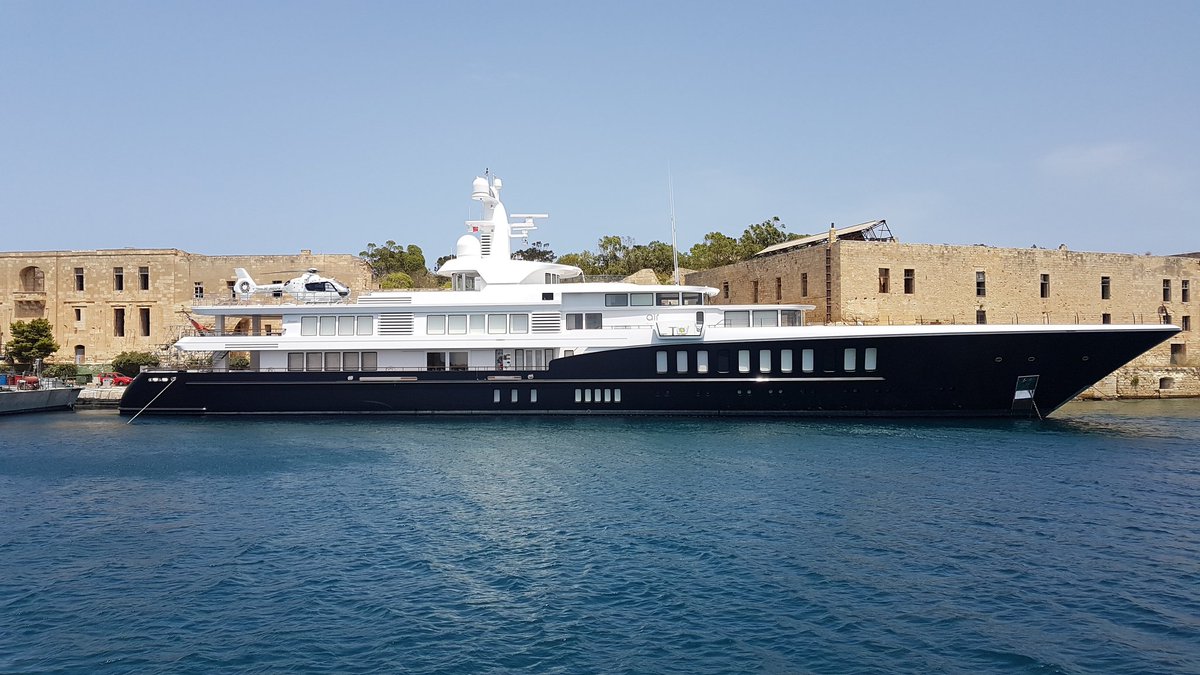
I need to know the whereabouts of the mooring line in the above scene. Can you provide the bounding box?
[126,377,176,425]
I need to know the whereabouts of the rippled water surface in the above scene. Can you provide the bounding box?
[2,401,1199,674]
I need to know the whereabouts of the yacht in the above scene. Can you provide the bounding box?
[119,176,1179,418]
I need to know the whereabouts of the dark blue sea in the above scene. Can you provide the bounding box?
[2,401,1199,674]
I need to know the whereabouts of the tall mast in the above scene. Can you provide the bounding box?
[668,165,680,285]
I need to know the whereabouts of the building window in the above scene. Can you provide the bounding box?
[1184,280,1191,303]
[194,282,204,300]
[1163,313,1172,325]
[976,309,987,324]
[903,269,915,294]
[751,280,759,304]
[722,281,729,299]
[1182,316,1191,331]
[1101,276,1111,300]
[75,345,85,365]
[801,273,809,296]
[74,307,83,323]
[139,307,150,337]
[878,268,890,293]
[1163,279,1171,302]
[775,277,782,301]
[114,308,126,337]
[1160,377,1175,390]
[74,267,85,291]
[227,280,236,299]
[113,267,124,292]
[139,266,150,290]
[1040,274,1050,299]
[1102,313,1111,324]
[976,271,987,297]
[1171,344,1186,366]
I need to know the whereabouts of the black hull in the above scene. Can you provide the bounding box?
[119,327,1178,418]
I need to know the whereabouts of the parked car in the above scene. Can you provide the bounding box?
[97,372,134,386]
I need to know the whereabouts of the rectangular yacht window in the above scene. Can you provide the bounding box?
[287,352,304,371]
[630,292,654,307]
[427,315,446,335]
[469,314,486,334]
[447,315,467,334]
[656,292,681,306]
[361,352,378,371]
[682,292,703,306]
[605,294,629,307]
[696,351,709,374]
[752,310,779,327]
[488,314,507,334]
[802,349,814,373]
[301,316,318,336]
[510,314,529,334]
[449,351,468,371]
[781,349,793,373]
[738,350,751,373]
[584,313,602,329]
[725,311,750,327]
[356,316,373,335]
[325,352,342,371]
[844,348,857,371]
[864,347,878,371]
[676,351,688,373]
[759,350,772,372]
[656,351,669,374]
[319,316,337,336]
[338,316,356,336]
[343,352,360,370]
[306,352,323,371]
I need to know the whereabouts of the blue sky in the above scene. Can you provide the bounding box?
[2,1,1197,260]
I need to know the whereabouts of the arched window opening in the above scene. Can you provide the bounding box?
[19,266,45,292]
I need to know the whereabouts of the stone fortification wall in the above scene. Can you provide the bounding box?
[1,249,372,366]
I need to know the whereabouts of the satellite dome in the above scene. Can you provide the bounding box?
[456,234,481,258]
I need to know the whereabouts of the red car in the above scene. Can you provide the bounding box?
[97,372,134,386]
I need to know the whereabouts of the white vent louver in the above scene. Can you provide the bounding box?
[377,313,415,335]
[357,295,413,305]
[531,312,561,333]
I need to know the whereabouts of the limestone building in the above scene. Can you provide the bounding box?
[685,223,1199,398]
[1,249,372,367]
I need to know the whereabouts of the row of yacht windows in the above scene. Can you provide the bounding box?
[287,351,379,371]
[426,313,530,335]
[604,292,705,307]
[723,310,804,327]
[300,315,375,336]
[656,347,878,375]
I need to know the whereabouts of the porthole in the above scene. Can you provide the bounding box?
[994,356,1003,363]
[1027,356,1037,362]
[1081,356,1089,362]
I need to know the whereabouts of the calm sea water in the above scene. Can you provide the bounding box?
[2,401,1198,674]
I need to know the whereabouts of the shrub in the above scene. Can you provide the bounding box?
[229,354,251,370]
[110,351,161,377]
[43,363,79,379]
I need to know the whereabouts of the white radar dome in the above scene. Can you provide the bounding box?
[471,176,489,200]
[456,234,481,258]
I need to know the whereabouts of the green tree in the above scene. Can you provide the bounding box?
[5,319,59,366]
[555,251,600,275]
[512,241,556,262]
[379,272,414,289]
[626,241,677,279]
[110,351,160,377]
[738,216,800,257]
[359,241,428,278]
[43,363,78,380]
[686,232,743,269]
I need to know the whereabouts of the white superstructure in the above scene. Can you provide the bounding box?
[174,175,811,373]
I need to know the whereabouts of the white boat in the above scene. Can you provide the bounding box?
[120,175,1178,418]
[1,379,82,415]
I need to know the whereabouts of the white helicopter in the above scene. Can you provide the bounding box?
[233,268,351,303]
